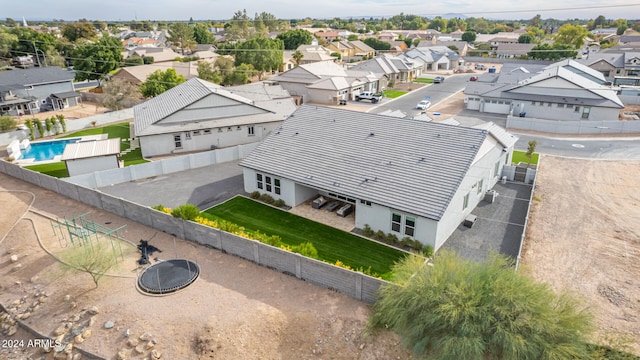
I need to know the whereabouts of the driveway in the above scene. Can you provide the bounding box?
[99,160,245,210]
[440,181,532,262]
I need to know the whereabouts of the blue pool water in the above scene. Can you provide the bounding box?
[20,138,80,162]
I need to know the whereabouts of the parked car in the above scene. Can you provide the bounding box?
[469,76,478,81]
[355,92,383,103]
[433,76,445,84]
[416,100,431,110]
[475,64,486,70]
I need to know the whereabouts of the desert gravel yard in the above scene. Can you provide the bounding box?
[521,156,640,355]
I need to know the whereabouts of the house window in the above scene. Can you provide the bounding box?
[360,200,372,206]
[391,213,401,232]
[185,132,191,139]
[574,106,581,112]
[193,130,201,136]
[227,127,232,132]
[477,179,483,194]
[265,176,272,192]
[463,193,470,210]
[582,107,591,119]
[404,216,415,237]
[494,161,500,178]
[203,129,211,134]
[256,174,263,189]
[173,134,182,149]
[248,126,255,136]
[547,102,552,107]
[274,178,281,195]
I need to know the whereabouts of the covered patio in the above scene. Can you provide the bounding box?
[289,196,356,232]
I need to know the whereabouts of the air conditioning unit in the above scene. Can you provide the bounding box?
[484,190,498,203]
[463,214,477,228]
[501,176,507,184]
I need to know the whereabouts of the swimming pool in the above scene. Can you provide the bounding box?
[20,138,80,162]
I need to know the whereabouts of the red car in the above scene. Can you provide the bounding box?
[470,76,478,81]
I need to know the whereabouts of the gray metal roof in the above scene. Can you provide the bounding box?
[133,78,297,136]
[240,105,490,221]
[61,138,121,161]
[51,91,81,99]
[0,67,75,87]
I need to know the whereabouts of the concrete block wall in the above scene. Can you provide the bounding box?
[507,116,640,135]
[0,162,388,304]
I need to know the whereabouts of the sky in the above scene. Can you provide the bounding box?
[5,0,640,22]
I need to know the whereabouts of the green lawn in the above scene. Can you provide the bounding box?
[24,162,68,178]
[512,150,539,165]
[382,89,407,98]
[202,196,407,279]
[413,78,434,84]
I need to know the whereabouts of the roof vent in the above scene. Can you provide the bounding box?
[368,132,375,137]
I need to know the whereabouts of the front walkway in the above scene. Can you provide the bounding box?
[289,198,355,232]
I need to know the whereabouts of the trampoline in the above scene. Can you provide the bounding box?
[137,259,200,295]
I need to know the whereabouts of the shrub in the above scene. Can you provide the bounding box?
[0,115,16,132]
[35,120,44,138]
[171,203,200,221]
[388,81,395,88]
[259,193,275,204]
[411,239,423,251]
[401,237,413,248]
[57,114,66,132]
[250,191,261,199]
[24,118,35,140]
[422,244,434,258]
[273,199,286,208]
[44,117,52,133]
[151,205,165,211]
[374,230,386,241]
[291,242,318,259]
[7,156,15,162]
[362,224,374,237]
[385,233,399,245]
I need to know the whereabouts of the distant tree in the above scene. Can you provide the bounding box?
[555,23,589,49]
[276,29,313,50]
[99,78,141,111]
[330,51,342,61]
[62,21,98,42]
[518,34,534,43]
[617,25,628,35]
[347,34,359,41]
[193,23,213,44]
[461,31,476,42]
[72,36,123,81]
[363,38,391,51]
[169,22,196,55]
[0,29,18,58]
[234,37,283,80]
[529,14,542,28]
[255,12,282,33]
[226,9,251,41]
[592,15,607,30]
[197,61,222,83]
[369,252,593,360]
[140,68,186,98]
[223,63,255,85]
[143,56,154,64]
[292,50,304,66]
[528,43,577,60]
[5,18,17,27]
[526,140,538,165]
[468,42,491,57]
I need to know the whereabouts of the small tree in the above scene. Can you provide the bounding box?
[526,139,538,165]
[24,118,35,140]
[369,251,593,360]
[292,50,304,66]
[60,241,118,288]
[56,114,66,132]
[171,204,200,221]
[35,119,45,138]
[44,117,52,134]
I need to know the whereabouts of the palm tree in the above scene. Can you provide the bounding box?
[292,50,304,66]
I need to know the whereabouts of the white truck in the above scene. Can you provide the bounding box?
[355,92,382,103]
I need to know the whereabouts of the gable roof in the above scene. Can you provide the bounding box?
[131,48,181,62]
[269,61,346,84]
[113,62,199,83]
[0,67,75,87]
[241,105,492,221]
[134,78,296,136]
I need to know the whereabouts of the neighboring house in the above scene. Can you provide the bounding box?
[349,41,375,58]
[400,46,461,72]
[463,59,623,120]
[130,48,181,63]
[111,62,200,85]
[240,105,517,250]
[434,40,469,56]
[61,138,121,177]
[0,67,79,116]
[293,45,338,65]
[578,51,640,82]
[495,43,536,58]
[350,54,421,84]
[325,40,376,60]
[122,37,158,50]
[133,78,297,158]
[388,41,408,53]
[317,31,341,42]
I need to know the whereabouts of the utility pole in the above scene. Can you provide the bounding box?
[32,41,41,67]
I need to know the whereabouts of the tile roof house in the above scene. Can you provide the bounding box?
[350,54,421,83]
[111,62,200,85]
[133,78,297,157]
[0,67,79,116]
[400,46,461,72]
[495,43,536,58]
[240,105,517,250]
[463,59,623,121]
[268,60,381,104]
[130,48,182,63]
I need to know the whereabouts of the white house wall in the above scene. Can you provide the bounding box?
[308,88,341,104]
[140,122,281,158]
[278,83,310,102]
[509,100,619,120]
[355,202,439,248]
[65,155,119,177]
[435,145,505,250]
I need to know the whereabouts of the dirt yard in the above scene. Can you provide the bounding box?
[521,156,640,354]
[0,173,412,360]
